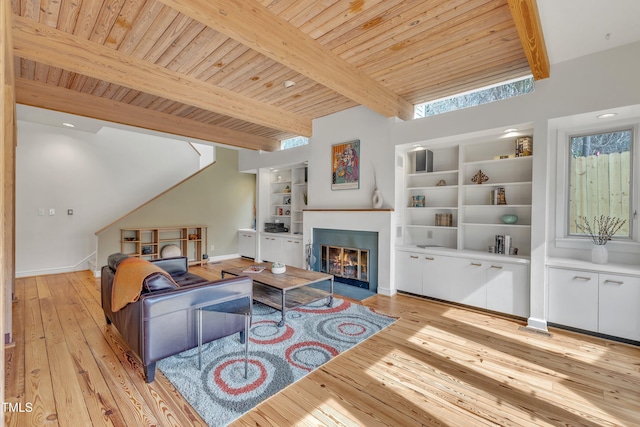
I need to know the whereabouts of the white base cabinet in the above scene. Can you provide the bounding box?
[238,230,256,259]
[260,233,304,268]
[396,249,530,317]
[549,266,640,342]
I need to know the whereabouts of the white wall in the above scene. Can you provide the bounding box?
[240,40,640,330]
[241,106,395,210]
[16,121,202,276]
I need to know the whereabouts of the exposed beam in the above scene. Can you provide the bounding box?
[11,15,311,137]
[507,0,550,80]
[157,0,414,121]
[15,78,280,152]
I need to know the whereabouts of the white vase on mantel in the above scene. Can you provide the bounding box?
[372,188,383,209]
[591,244,608,264]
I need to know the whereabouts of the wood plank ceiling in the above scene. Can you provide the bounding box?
[10,0,548,151]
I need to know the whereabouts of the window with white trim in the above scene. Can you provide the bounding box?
[566,127,635,240]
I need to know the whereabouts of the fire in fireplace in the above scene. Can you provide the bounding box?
[320,245,369,289]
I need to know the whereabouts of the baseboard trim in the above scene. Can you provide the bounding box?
[208,254,241,263]
[526,317,548,332]
[518,326,553,337]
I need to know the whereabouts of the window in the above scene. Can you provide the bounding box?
[281,136,309,150]
[568,128,634,238]
[414,76,534,118]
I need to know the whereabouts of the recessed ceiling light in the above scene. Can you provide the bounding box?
[62,122,75,127]
[504,128,518,133]
[282,80,296,89]
[597,113,617,119]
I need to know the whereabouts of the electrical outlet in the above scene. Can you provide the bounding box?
[48,208,55,216]
[38,208,45,216]
[210,244,215,251]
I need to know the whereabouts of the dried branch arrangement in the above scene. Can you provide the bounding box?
[576,215,626,245]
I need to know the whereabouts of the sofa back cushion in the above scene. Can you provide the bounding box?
[108,253,130,271]
[142,272,179,293]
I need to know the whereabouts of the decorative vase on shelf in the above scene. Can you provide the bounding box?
[591,245,608,264]
[372,189,383,209]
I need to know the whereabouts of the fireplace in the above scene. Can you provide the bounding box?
[303,209,394,296]
[320,245,369,289]
[312,228,378,292]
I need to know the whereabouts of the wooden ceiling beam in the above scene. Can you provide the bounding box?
[15,78,280,152]
[156,0,414,121]
[507,0,550,80]
[11,15,311,137]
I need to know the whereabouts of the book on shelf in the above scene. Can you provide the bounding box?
[489,187,507,205]
[243,265,266,273]
[493,234,512,255]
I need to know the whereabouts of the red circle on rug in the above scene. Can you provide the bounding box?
[249,320,294,345]
[337,322,367,336]
[214,359,266,396]
[295,299,350,314]
[285,341,339,371]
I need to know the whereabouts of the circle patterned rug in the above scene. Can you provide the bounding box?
[157,298,396,426]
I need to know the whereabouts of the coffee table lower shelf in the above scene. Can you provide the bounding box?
[253,282,331,312]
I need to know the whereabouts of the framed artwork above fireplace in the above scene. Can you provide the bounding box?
[331,139,360,190]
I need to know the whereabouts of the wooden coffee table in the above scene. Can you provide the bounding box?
[221,263,334,327]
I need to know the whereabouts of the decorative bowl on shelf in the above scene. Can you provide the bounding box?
[271,262,286,274]
[501,214,518,224]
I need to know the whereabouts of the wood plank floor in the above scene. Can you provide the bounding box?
[5,258,640,426]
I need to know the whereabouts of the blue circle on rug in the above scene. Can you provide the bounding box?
[285,340,338,371]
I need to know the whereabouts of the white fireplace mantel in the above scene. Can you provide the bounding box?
[303,209,396,296]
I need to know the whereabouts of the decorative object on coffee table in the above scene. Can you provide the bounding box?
[271,262,286,274]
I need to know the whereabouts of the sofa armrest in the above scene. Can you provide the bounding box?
[150,256,188,276]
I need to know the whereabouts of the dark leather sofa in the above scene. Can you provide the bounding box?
[101,253,252,382]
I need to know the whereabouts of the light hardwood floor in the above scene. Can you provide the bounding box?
[5,258,640,426]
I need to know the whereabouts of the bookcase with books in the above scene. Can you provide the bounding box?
[395,127,533,317]
[460,134,533,257]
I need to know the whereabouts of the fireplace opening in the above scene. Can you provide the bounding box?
[320,245,369,289]
[312,228,378,293]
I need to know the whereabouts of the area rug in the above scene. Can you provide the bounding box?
[157,298,396,426]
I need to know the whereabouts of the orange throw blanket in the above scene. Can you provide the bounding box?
[111,258,177,312]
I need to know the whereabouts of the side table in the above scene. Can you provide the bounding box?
[197,296,252,378]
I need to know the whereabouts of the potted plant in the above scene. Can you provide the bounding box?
[576,215,626,264]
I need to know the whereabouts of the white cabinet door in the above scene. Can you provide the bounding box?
[239,232,256,259]
[450,258,486,309]
[260,235,282,263]
[422,255,452,301]
[486,262,529,317]
[599,274,640,341]
[548,268,598,331]
[395,251,423,294]
[282,238,304,268]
